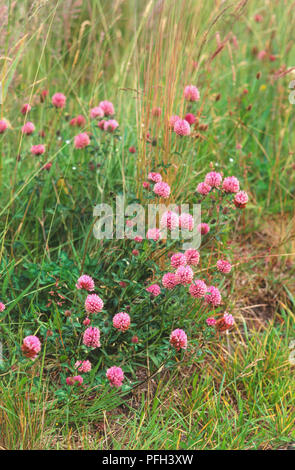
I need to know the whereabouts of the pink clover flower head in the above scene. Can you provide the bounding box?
[146,284,161,296]
[73,375,83,385]
[234,191,249,208]
[148,172,162,183]
[66,376,83,386]
[99,100,115,116]
[0,119,8,133]
[197,223,210,235]
[160,211,179,230]
[74,132,90,149]
[146,227,161,241]
[134,235,143,242]
[21,103,31,115]
[85,294,104,314]
[169,115,180,128]
[171,252,187,269]
[205,171,222,188]
[76,274,95,291]
[162,272,178,289]
[217,259,232,274]
[184,85,200,102]
[83,326,101,348]
[170,329,187,351]
[206,317,217,326]
[184,113,196,125]
[205,286,222,307]
[22,122,35,135]
[21,335,41,360]
[152,107,161,117]
[75,360,92,373]
[222,176,240,193]
[189,279,207,298]
[90,106,104,119]
[179,213,194,231]
[104,119,119,132]
[175,265,194,285]
[223,312,235,326]
[197,182,212,195]
[0,302,5,312]
[83,317,91,326]
[174,119,191,136]
[184,249,200,266]
[31,144,45,155]
[106,366,124,387]
[113,312,131,332]
[52,92,66,108]
[154,181,171,198]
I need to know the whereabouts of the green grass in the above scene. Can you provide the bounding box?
[0,0,295,450]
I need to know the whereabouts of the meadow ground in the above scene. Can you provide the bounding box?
[0,0,294,450]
